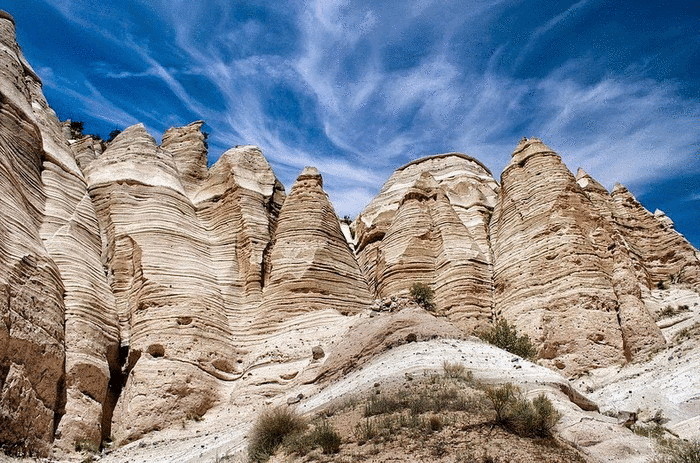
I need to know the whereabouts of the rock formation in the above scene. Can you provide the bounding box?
[353,154,499,332]
[0,9,699,459]
[258,167,371,326]
[490,138,667,375]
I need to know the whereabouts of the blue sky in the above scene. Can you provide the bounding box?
[4,0,699,246]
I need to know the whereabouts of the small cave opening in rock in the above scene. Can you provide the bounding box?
[147,344,165,358]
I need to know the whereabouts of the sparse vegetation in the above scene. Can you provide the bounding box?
[442,360,470,380]
[107,129,122,143]
[410,282,436,311]
[247,370,580,462]
[74,439,99,454]
[674,322,700,342]
[354,418,378,444]
[248,407,307,462]
[485,383,560,437]
[649,439,700,463]
[312,420,342,454]
[660,305,691,319]
[68,120,84,139]
[631,422,668,440]
[485,383,518,424]
[478,318,537,359]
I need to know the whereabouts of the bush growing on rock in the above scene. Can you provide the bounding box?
[410,283,435,311]
[107,129,122,142]
[311,420,341,454]
[478,318,537,359]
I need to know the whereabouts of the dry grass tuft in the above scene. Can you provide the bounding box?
[248,407,307,462]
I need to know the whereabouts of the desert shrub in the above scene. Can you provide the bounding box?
[478,319,537,359]
[442,360,467,379]
[354,418,377,444]
[282,431,314,456]
[486,384,560,437]
[485,383,519,423]
[660,305,691,319]
[74,439,99,453]
[650,439,700,463]
[248,407,306,462]
[69,120,84,138]
[106,129,122,142]
[365,394,404,416]
[410,283,435,311]
[674,323,700,342]
[631,423,667,440]
[312,421,341,454]
[507,393,560,437]
[428,415,443,432]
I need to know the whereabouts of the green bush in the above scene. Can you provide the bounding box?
[650,439,700,463]
[248,407,307,462]
[354,418,378,444]
[410,283,436,311]
[485,384,559,438]
[106,129,122,142]
[69,120,84,138]
[478,318,537,359]
[484,383,518,424]
[312,421,341,454]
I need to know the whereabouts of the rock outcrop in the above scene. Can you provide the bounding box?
[1,9,699,459]
[353,154,499,332]
[259,167,371,326]
[608,184,700,289]
[0,10,120,456]
[490,138,663,375]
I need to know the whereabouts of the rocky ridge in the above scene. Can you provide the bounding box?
[0,10,699,462]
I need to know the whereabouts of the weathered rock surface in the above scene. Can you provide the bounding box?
[1,10,699,461]
[0,10,118,456]
[259,167,371,326]
[490,138,663,375]
[608,183,700,289]
[353,154,499,332]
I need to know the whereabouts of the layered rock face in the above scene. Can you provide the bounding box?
[490,139,666,375]
[608,184,700,289]
[258,167,371,326]
[0,11,119,455]
[353,154,499,332]
[1,8,700,458]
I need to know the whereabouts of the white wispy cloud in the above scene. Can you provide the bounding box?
[27,0,700,220]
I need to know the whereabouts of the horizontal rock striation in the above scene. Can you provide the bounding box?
[490,139,667,375]
[608,184,700,290]
[353,154,499,332]
[1,9,699,458]
[0,10,121,456]
[258,167,371,327]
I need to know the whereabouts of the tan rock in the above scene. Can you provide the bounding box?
[576,169,665,359]
[491,138,627,375]
[1,11,118,455]
[609,183,700,289]
[85,124,239,443]
[161,121,208,196]
[354,153,499,332]
[258,167,371,326]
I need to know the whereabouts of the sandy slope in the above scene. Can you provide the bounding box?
[95,338,656,463]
